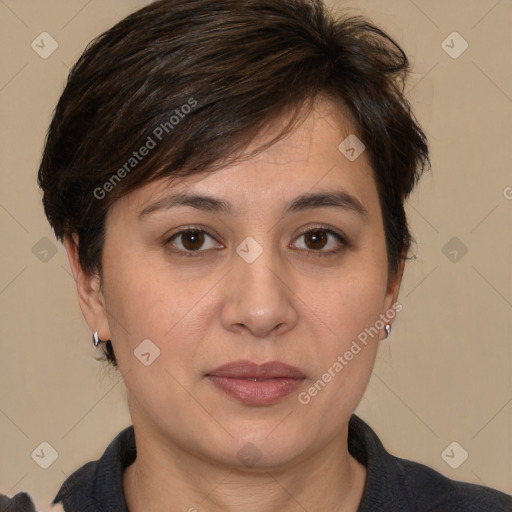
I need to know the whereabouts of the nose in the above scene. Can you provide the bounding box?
[220,246,298,339]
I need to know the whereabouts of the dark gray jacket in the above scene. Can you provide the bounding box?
[2,415,511,511]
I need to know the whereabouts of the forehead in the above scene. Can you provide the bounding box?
[110,97,379,221]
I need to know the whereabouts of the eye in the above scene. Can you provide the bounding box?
[164,225,347,257]
[291,226,347,255]
[165,228,222,254]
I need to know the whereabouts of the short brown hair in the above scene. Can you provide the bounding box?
[38,0,430,366]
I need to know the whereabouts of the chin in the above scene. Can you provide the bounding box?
[203,425,307,471]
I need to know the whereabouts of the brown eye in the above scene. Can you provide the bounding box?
[167,229,220,253]
[303,230,328,250]
[180,230,205,251]
[291,227,346,254]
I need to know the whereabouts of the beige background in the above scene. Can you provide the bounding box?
[1,0,511,509]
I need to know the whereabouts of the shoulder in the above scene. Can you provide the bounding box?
[396,456,512,511]
[0,491,37,511]
[53,426,136,511]
[0,491,65,511]
[348,415,512,512]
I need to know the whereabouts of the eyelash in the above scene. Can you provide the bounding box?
[163,224,348,258]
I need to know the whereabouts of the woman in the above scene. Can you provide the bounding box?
[3,0,510,510]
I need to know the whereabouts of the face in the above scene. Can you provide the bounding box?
[67,98,403,469]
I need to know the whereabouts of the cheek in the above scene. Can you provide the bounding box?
[308,253,388,345]
[101,248,214,370]
[306,279,384,397]
[296,249,387,400]
[295,265,386,430]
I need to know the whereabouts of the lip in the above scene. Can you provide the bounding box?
[205,360,306,405]
[207,360,306,379]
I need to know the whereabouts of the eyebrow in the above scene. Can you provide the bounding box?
[137,189,369,220]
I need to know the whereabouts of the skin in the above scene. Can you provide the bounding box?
[64,97,405,512]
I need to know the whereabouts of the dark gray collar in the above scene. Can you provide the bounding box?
[53,414,512,512]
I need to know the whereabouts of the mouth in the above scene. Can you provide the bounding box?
[205,360,306,405]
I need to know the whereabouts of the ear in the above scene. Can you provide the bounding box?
[63,233,111,342]
[380,255,406,339]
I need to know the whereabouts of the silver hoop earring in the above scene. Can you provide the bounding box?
[93,331,101,347]
[385,324,392,339]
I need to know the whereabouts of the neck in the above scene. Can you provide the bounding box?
[123,420,367,512]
